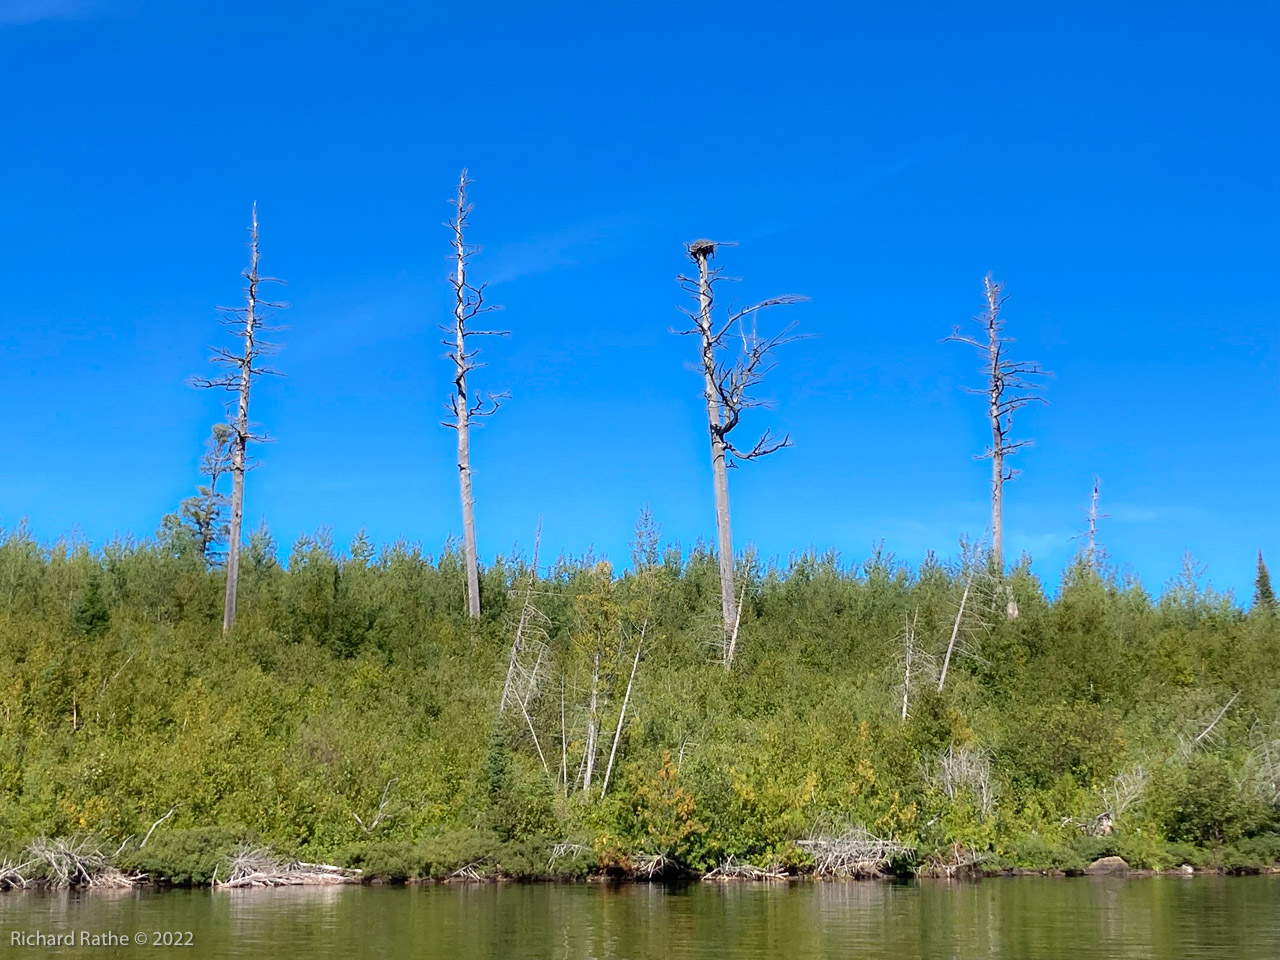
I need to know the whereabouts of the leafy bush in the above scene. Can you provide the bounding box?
[116,827,251,885]
[1146,756,1264,846]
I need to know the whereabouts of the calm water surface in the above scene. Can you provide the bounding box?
[0,877,1276,959]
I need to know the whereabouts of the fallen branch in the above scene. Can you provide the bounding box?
[447,861,488,882]
[214,846,361,888]
[702,855,788,882]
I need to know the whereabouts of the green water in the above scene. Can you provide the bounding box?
[0,878,1276,959]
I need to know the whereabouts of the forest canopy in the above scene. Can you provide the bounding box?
[0,518,1276,881]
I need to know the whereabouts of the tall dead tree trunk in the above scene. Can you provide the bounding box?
[945,275,1047,574]
[582,653,600,795]
[191,204,286,635]
[1078,475,1109,568]
[676,241,806,663]
[443,171,508,620]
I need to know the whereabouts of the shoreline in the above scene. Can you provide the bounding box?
[3,862,1278,894]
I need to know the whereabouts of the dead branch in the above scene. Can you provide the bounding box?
[547,842,589,871]
[140,805,180,849]
[1176,691,1241,757]
[702,855,788,882]
[353,779,399,834]
[632,852,671,879]
[797,827,914,879]
[25,837,141,889]
[446,861,488,882]
[214,845,360,888]
[924,744,997,817]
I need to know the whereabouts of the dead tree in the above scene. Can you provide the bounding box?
[582,653,600,794]
[897,609,935,720]
[937,574,972,693]
[676,240,806,661]
[945,275,1047,573]
[191,204,286,634]
[442,171,508,619]
[600,619,646,799]
[1072,475,1110,568]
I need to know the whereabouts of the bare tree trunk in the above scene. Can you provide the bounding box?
[938,575,971,693]
[222,212,261,634]
[560,676,568,794]
[945,275,1047,580]
[901,609,918,721]
[600,621,645,800]
[691,246,739,641]
[224,447,245,632]
[191,204,285,637]
[499,521,543,717]
[990,426,1003,573]
[724,584,745,668]
[456,399,480,619]
[582,653,600,794]
[1085,476,1107,568]
[679,241,805,659]
[451,178,480,620]
[444,171,508,621]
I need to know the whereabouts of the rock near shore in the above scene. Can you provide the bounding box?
[1085,856,1130,875]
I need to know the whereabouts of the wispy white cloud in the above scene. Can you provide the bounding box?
[1107,502,1208,525]
[483,214,647,285]
[0,0,97,25]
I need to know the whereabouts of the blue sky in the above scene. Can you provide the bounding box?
[1,0,1276,599]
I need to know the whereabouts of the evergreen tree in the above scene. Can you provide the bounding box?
[162,424,232,567]
[1255,550,1276,609]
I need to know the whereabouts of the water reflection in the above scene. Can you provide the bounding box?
[0,877,1274,959]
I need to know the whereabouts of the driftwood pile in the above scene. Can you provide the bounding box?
[0,859,33,890]
[446,862,488,882]
[13,837,141,889]
[702,856,788,882]
[797,828,914,878]
[632,853,670,879]
[213,846,361,888]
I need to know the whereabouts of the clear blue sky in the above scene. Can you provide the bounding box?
[2,0,1276,599]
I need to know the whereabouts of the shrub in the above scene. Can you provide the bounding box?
[117,827,251,885]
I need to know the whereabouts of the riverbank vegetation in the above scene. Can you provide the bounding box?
[0,519,1277,886]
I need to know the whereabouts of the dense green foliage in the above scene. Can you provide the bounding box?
[0,519,1277,882]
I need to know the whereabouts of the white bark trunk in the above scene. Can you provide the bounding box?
[222,206,260,636]
[452,203,482,620]
[600,623,645,799]
[938,576,971,693]
[692,248,739,649]
[989,363,1004,575]
[582,654,600,794]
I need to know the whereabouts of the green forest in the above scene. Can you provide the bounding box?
[1,514,1277,884]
